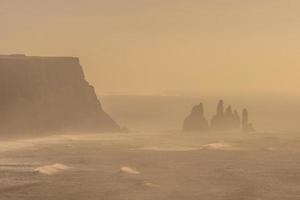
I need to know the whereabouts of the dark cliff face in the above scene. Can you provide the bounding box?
[0,55,120,134]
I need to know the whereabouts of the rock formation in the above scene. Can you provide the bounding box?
[233,110,241,129]
[210,100,244,131]
[0,54,120,134]
[182,103,209,132]
[210,100,225,130]
[183,99,253,133]
[242,108,255,132]
[224,106,240,130]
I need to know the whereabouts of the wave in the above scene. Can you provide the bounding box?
[0,133,128,154]
[142,181,159,188]
[120,166,140,175]
[0,180,39,193]
[137,146,202,151]
[202,143,232,150]
[136,142,233,151]
[34,163,70,175]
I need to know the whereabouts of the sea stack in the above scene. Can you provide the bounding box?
[183,99,254,133]
[182,103,209,132]
[210,100,243,131]
[242,108,255,132]
[0,55,120,134]
[224,106,240,130]
[210,100,225,130]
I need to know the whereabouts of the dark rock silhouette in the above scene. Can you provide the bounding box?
[0,55,120,134]
[183,99,254,133]
[233,110,241,129]
[211,100,226,130]
[211,100,245,131]
[242,109,248,127]
[224,106,236,130]
[242,108,255,132]
[182,103,209,132]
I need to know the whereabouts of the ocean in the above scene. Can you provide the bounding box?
[1,131,300,200]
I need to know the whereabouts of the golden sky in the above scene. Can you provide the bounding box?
[1,0,300,95]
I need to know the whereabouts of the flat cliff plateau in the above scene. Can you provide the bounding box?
[0,55,120,135]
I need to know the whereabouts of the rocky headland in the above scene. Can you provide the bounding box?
[0,54,120,135]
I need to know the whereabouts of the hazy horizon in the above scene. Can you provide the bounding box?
[2,0,300,96]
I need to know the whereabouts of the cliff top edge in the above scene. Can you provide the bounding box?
[0,54,79,61]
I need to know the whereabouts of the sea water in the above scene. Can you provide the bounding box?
[0,131,300,200]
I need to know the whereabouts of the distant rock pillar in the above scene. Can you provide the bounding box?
[233,110,241,129]
[217,100,224,116]
[242,108,254,132]
[242,108,248,128]
[182,102,209,132]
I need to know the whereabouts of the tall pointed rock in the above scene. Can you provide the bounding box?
[242,108,255,132]
[182,103,209,132]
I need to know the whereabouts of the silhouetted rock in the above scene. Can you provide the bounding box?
[242,109,248,127]
[224,105,234,129]
[0,55,120,134]
[211,100,228,130]
[217,100,224,116]
[242,108,255,132]
[233,110,241,129]
[182,103,209,132]
[211,100,223,130]
[184,99,254,133]
[211,100,245,131]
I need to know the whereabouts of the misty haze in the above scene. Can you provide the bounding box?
[1,1,300,200]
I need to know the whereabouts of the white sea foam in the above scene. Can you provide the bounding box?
[142,181,159,187]
[137,146,202,151]
[0,136,69,153]
[0,133,127,154]
[202,143,232,150]
[0,178,39,192]
[34,163,70,175]
[120,166,140,175]
[136,142,233,151]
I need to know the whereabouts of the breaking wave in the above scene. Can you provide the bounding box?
[0,133,128,154]
[137,146,202,151]
[136,142,233,151]
[202,143,232,150]
[34,163,70,175]
[120,166,140,175]
[142,181,159,187]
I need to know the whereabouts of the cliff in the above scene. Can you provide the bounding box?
[0,55,120,134]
